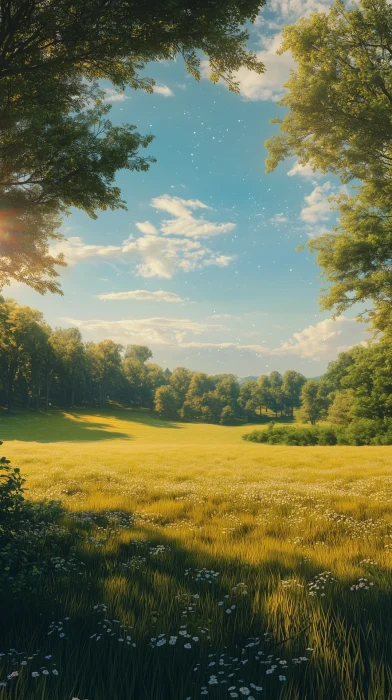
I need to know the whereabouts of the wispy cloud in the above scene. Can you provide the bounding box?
[180,317,367,362]
[102,87,128,103]
[269,0,332,23]
[64,317,224,346]
[300,182,335,224]
[151,195,235,239]
[52,234,234,279]
[287,161,323,180]
[270,212,288,225]
[201,32,294,102]
[152,84,174,97]
[51,195,235,278]
[135,221,158,235]
[97,290,185,303]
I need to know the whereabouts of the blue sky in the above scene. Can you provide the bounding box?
[8,0,368,377]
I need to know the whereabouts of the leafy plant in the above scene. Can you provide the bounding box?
[0,442,25,537]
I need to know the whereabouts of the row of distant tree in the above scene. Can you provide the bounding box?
[1,297,391,426]
[303,342,392,427]
[0,297,307,423]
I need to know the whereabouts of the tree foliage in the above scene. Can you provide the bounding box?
[0,0,265,293]
[297,380,328,425]
[265,0,392,336]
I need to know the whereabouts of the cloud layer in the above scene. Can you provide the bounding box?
[52,195,235,279]
[97,290,185,303]
[65,317,223,346]
[64,315,367,363]
[179,317,366,362]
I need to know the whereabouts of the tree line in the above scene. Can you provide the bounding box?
[291,342,392,431]
[1,297,391,431]
[0,297,308,423]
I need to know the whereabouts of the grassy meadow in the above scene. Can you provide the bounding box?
[1,408,392,699]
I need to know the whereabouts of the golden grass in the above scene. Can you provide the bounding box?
[1,408,392,699]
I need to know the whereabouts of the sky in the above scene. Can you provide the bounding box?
[7,0,369,377]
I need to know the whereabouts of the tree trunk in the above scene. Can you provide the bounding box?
[45,368,50,410]
[7,377,13,413]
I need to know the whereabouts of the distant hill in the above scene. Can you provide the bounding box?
[238,376,258,385]
[239,375,321,385]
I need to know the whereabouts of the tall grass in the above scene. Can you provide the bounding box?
[1,409,392,699]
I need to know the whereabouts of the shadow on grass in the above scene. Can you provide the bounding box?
[2,502,392,700]
[0,407,182,442]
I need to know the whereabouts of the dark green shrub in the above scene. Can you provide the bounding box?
[243,420,392,446]
[317,427,338,445]
[243,424,322,445]
[0,442,25,538]
[338,418,392,445]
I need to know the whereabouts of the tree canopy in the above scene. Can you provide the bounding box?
[265,0,392,337]
[0,0,265,294]
[265,0,392,184]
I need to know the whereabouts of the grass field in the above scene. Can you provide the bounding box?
[1,408,392,699]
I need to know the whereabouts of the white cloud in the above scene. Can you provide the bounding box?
[51,194,235,278]
[270,212,288,224]
[304,226,331,239]
[122,234,234,278]
[64,317,223,346]
[97,290,185,303]
[136,221,158,235]
[300,182,335,224]
[50,237,122,264]
[151,195,235,239]
[179,342,237,349]
[269,0,332,23]
[266,317,356,359]
[287,161,323,180]
[213,255,233,267]
[52,234,234,280]
[179,317,367,362]
[152,84,174,97]
[151,195,210,218]
[102,88,128,103]
[202,32,294,102]
[60,313,367,362]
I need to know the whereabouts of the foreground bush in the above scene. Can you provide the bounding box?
[0,442,25,539]
[243,420,392,446]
